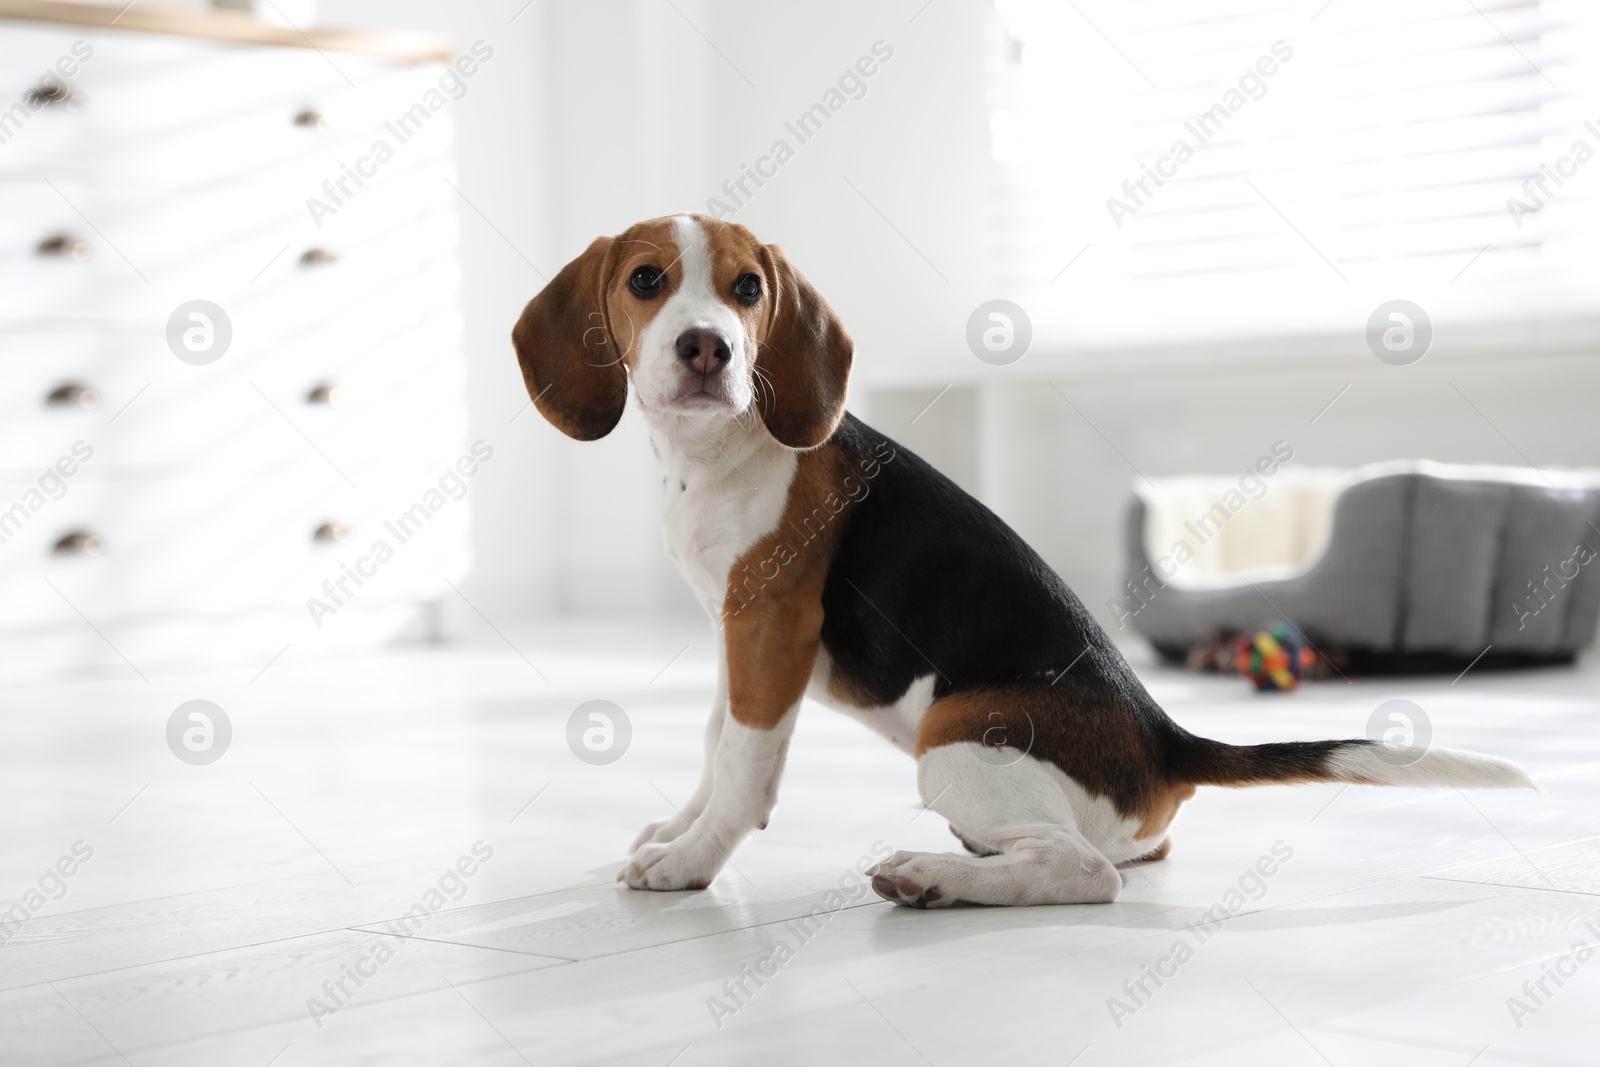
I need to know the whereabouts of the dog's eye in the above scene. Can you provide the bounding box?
[628,266,665,297]
[732,273,761,306]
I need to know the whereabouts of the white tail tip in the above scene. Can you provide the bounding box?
[1328,744,1536,791]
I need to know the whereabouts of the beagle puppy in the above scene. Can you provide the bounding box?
[512,213,1534,908]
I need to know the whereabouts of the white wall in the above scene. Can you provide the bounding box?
[318,0,1600,632]
[316,0,997,621]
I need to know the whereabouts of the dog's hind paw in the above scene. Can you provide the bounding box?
[867,852,949,909]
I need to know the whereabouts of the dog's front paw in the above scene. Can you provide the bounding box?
[867,851,949,909]
[628,816,692,854]
[618,835,723,891]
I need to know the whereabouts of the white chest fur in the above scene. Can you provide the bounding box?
[648,416,797,615]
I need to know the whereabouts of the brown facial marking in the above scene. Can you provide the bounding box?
[697,215,769,345]
[914,683,1182,840]
[721,440,859,729]
[605,217,684,367]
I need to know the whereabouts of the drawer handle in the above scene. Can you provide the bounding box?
[52,531,103,556]
[313,521,350,543]
[46,382,99,409]
[26,78,82,111]
[37,234,91,261]
[293,109,330,130]
[305,382,345,407]
[300,248,337,267]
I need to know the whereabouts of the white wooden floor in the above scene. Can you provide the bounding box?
[4,619,1598,1067]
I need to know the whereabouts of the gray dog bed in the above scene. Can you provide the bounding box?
[1119,461,1600,669]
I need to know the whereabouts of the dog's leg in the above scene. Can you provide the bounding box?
[949,825,1001,857]
[629,654,728,854]
[869,741,1124,908]
[620,601,819,891]
[620,705,798,890]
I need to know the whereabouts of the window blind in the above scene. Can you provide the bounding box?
[989,0,1598,344]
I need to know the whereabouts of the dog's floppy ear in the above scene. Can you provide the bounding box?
[512,236,627,441]
[755,244,853,449]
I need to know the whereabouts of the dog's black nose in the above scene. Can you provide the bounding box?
[675,329,731,375]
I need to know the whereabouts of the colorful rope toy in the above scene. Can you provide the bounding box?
[1233,623,1317,692]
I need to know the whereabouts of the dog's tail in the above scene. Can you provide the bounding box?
[1167,734,1535,791]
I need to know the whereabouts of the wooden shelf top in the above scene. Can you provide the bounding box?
[0,0,452,62]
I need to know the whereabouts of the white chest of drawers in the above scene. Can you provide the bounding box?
[0,3,472,681]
